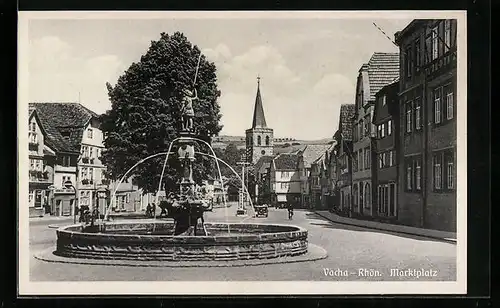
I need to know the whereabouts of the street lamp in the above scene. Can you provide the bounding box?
[64,179,78,224]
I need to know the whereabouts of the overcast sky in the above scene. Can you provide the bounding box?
[27,15,413,140]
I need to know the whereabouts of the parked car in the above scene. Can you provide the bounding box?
[254,204,269,218]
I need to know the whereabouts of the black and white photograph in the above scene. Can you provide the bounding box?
[18,11,467,295]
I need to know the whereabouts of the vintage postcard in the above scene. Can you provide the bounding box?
[18,10,467,295]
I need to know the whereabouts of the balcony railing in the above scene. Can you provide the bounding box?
[29,170,50,181]
[423,48,457,78]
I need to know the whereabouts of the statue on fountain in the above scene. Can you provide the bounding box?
[180,88,197,132]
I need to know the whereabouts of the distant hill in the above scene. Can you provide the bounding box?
[211,135,333,153]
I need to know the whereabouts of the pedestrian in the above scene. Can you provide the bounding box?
[146,203,152,217]
[287,203,294,220]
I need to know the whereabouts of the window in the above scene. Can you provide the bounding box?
[382,95,386,106]
[444,20,451,52]
[406,102,413,133]
[415,38,421,68]
[364,147,370,170]
[257,135,261,146]
[353,153,358,172]
[89,168,94,181]
[406,163,413,190]
[358,150,363,170]
[377,125,382,139]
[265,135,270,146]
[405,45,412,78]
[62,156,71,167]
[30,122,36,132]
[446,87,454,120]
[389,151,394,167]
[359,120,364,138]
[280,183,288,189]
[364,183,371,209]
[446,151,455,189]
[415,160,422,190]
[387,120,392,136]
[90,147,94,158]
[381,123,386,138]
[415,98,422,130]
[29,190,34,205]
[87,128,93,139]
[431,26,439,60]
[425,35,432,64]
[433,154,443,190]
[29,159,35,170]
[434,87,442,124]
[378,153,383,169]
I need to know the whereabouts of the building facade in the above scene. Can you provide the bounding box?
[297,144,332,208]
[351,53,399,218]
[28,109,54,217]
[373,81,400,221]
[269,153,301,206]
[245,78,274,165]
[395,19,457,232]
[334,104,355,212]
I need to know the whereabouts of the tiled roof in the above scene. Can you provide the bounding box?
[300,144,332,168]
[339,104,355,141]
[273,153,300,170]
[30,102,98,127]
[366,52,400,101]
[255,155,274,174]
[29,102,100,153]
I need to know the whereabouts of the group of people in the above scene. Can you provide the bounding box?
[145,203,168,218]
[76,205,99,225]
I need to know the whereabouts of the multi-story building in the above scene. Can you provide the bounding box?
[333,104,356,212]
[351,53,399,218]
[269,153,301,207]
[253,155,274,204]
[325,143,339,209]
[373,81,400,221]
[245,77,274,165]
[30,102,141,216]
[29,105,81,217]
[297,144,332,208]
[28,108,54,217]
[395,19,457,232]
[309,149,332,210]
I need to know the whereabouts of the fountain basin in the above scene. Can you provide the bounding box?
[55,221,308,261]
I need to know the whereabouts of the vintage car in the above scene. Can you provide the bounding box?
[254,204,269,218]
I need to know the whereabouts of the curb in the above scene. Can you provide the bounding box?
[314,212,457,244]
[34,244,328,268]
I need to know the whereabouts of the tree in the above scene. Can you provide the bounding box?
[100,32,223,193]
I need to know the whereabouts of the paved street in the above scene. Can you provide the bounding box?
[29,207,456,281]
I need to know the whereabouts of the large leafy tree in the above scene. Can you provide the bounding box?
[100,32,223,193]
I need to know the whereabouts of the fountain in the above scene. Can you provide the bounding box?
[37,57,326,267]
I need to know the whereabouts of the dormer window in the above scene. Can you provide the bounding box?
[87,128,93,139]
[61,131,71,140]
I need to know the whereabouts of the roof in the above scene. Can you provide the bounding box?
[273,153,300,170]
[254,155,274,174]
[300,144,332,168]
[29,102,100,153]
[251,80,267,128]
[366,53,400,101]
[338,104,355,141]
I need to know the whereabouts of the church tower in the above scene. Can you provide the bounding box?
[245,76,274,165]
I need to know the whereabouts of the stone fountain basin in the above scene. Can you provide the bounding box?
[55,221,308,261]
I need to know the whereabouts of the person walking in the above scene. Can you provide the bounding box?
[287,203,294,220]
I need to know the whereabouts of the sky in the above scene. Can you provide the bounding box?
[27,14,413,140]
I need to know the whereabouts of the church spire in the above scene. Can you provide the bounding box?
[252,75,267,128]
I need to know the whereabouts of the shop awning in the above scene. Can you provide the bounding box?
[277,195,287,202]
